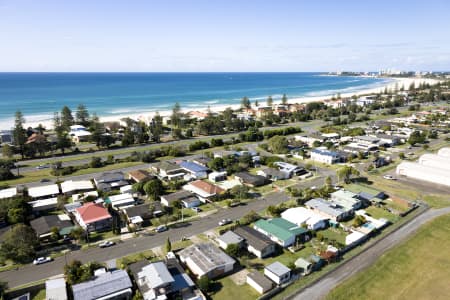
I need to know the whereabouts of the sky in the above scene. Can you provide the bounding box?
[0,0,449,72]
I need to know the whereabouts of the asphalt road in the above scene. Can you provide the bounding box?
[290,206,450,300]
[0,189,295,288]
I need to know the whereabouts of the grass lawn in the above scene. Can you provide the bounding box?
[326,213,450,300]
[320,227,347,245]
[31,289,46,300]
[116,249,156,269]
[210,275,260,300]
[171,239,193,251]
[365,206,400,223]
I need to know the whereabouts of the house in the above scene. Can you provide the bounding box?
[396,161,450,188]
[345,230,367,246]
[28,184,60,199]
[160,190,199,208]
[136,261,175,299]
[182,180,225,202]
[64,202,82,214]
[234,172,267,187]
[120,185,133,194]
[71,269,132,300]
[294,135,323,147]
[274,161,306,176]
[246,271,273,294]
[69,125,92,143]
[0,187,18,199]
[193,156,212,167]
[281,207,328,231]
[257,168,290,181]
[310,148,340,164]
[46,277,67,300]
[0,130,13,144]
[264,262,291,285]
[374,133,401,146]
[330,190,364,211]
[129,259,199,300]
[29,198,58,212]
[93,172,127,192]
[151,161,185,179]
[345,184,386,203]
[128,170,154,183]
[74,202,112,231]
[253,218,310,247]
[30,215,74,239]
[105,193,136,209]
[178,243,235,279]
[124,203,154,223]
[72,191,99,202]
[234,226,276,258]
[208,171,227,182]
[60,180,95,195]
[217,231,244,250]
[305,198,353,222]
[295,258,313,276]
[179,161,209,179]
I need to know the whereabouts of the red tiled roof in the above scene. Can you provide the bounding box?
[75,202,111,224]
[189,180,225,195]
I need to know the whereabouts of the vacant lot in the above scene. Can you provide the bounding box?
[326,213,450,300]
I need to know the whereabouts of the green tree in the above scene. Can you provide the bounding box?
[197,276,211,292]
[230,184,249,200]
[268,135,288,154]
[75,104,90,127]
[165,237,172,254]
[225,243,241,257]
[150,112,163,143]
[337,165,360,184]
[399,152,405,160]
[54,112,72,154]
[0,224,38,263]
[89,113,106,148]
[267,95,273,107]
[89,157,103,168]
[353,215,366,227]
[61,106,74,131]
[143,179,164,201]
[70,227,85,242]
[13,111,27,159]
[207,157,224,171]
[1,144,14,158]
[171,102,182,130]
[408,130,425,146]
[281,94,288,105]
[241,96,251,109]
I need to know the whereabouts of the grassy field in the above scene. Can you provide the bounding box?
[326,213,450,300]
[211,275,260,300]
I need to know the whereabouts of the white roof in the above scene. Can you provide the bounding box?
[418,153,450,170]
[61,180,94,194]
[46,277,67,300]
[70,130,91,137]
[28,184,59,198]
[72,191,99,201]
[437,147,450,157]
[0,187,18,199]
[29,197,58,208]
[281,207,328,227]
[345,231,366,245]
[120,185,133,194]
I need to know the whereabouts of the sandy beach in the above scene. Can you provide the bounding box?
[21,77,440,129]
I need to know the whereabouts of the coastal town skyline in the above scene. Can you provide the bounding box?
[1,0,449,72]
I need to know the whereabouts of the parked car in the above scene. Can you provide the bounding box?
[99,241,115,248]
[36,164,49,169]
[383,175,396,180]
[218,219,232,226]
[40,178,51,183]
[33,257,52,265]
[155,225,168,232]
[191,207,202,213]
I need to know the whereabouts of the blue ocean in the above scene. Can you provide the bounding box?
[0,72,391,128]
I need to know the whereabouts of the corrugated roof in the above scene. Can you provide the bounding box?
[254,218,307,242]
[72,270,132,300]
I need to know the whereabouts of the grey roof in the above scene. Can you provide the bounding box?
[247,271,273,291]
[178,242,235,275]
[261,168,289,179]
[218,231,244,245]
[93,172,125,184]
[265,262,290,277]
[234,226,275,252]
[30,215,73,236]
[154,161,183,172]
[72,270,132,300]
[138,261,175,289]
[46,277,67,300]
[161,190,196,203]
[305,198,347,218]
[124,204,152,219]
[64,202,82,213]
[234,172,267,186]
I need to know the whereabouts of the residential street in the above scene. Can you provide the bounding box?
[0,190,296,288]
[290,206,450,300]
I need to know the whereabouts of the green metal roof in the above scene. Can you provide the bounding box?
[254,218,307,242]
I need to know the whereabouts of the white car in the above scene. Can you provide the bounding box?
[383,175,396,180]
[99,241,115,248]
[218,219,232,226]
[33,257,52,265]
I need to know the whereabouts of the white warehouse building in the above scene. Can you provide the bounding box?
[437,147,450,158]
[418,153,450,170]
[396,161,450,187]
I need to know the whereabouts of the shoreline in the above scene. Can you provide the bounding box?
[10,76,441,129]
